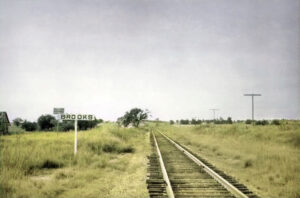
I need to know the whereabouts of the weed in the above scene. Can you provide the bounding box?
[41,160,62,169]
[244,159,253,168]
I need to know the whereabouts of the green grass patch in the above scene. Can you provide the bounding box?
[159,121,300,198]
[0,123,150,198]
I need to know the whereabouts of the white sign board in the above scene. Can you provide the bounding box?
[53,108,64,114]
[61,114,95,121]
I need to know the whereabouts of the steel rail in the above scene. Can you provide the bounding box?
[158,131,249,198]
[152,132,175,198]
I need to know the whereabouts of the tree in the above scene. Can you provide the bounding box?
[180,119,189,125]
[169,120,175,125]
[120,108,149,127]
[13,118,23,127]
[227,117,233,124]
[38,114,57,131]
[117,117,124,127]
[196,119,202,125]
[21,121,37,131]
[245,119,253,124]
[58,119,102,131]
[78,119,101,130]
[271,119,280,125]
[255,120,269,125]
[191,119,197,125]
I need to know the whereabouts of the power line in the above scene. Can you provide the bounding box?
[243,93,262,121]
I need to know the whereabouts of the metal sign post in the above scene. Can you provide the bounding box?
[61,114,95,155]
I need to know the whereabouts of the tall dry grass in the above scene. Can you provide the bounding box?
[160,121,300,198]
[0,123,150,198]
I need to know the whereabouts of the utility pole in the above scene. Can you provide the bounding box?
[209,109,219,120]
[244,93,261,122]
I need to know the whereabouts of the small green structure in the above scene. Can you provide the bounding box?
[0,112,10,135]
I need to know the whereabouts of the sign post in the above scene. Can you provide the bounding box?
[74,118,78,154]
[61,114,95,155]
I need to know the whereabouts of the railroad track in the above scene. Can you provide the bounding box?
[147,131,260,198]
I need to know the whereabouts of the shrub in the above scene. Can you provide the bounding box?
[191,119,197,125]
[271,119,281,125]
[169,120,175,125]
[8,125,25,134]
[244,159,253,168]
[255,120,269,125]
[227,117,233,124]
[180,119,189,125]
[21,121,38,131]
[12,118,23,127]
[245,119,253,124]
[28,159,63,174]
[78,120,100,130]
[40,160,62,169]
[59,121,74,131]
[102,142,134,153]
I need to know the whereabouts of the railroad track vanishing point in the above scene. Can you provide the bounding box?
[147,131,260,198]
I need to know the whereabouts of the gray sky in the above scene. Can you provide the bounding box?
[0,0,299,121]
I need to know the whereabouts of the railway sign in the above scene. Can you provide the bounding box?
[53,108,64,114]
[60,113,96,155]
[60,114,95,121]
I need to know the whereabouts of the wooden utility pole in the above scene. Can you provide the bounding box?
[244,94,261,121]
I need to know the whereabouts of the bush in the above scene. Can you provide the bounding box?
[59,121,74,131]
[12,118,23,127]
[58,119,101,131]
[180,119,189,125]
[255,120,269,125]
[78,120,100,130]
[28,159,63,174]
[271,119,281,125]
[245,119,253,124]
[244,159,253,168]
[102,142,135,154]
[169,120,175,125]
[8,125,25,134]
[227,117,233,124]
[21,121,38,131]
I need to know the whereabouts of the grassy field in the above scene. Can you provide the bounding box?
[159,121,300,198]
[0,123,150,198]
[1,121,299,198]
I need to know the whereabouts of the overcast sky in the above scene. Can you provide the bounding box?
[0,0,299,121]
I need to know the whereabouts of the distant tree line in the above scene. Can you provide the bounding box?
[245,119,281,125]
[170,117,281,125]
[170,117,233,125]
[12,114,103,132]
